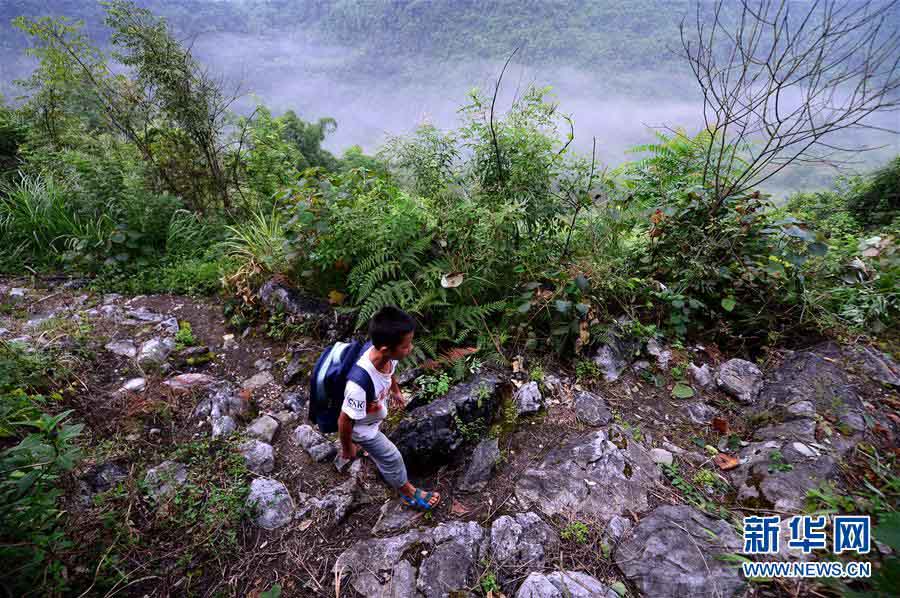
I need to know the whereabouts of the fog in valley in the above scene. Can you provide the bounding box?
[2,1,897,196]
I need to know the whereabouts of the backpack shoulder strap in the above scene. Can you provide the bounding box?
[346,364,376,404]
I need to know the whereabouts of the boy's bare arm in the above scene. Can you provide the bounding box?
[337,412,356,458]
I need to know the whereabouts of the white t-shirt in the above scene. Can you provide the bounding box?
[341,347,397,441]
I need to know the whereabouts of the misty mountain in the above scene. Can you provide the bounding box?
[1,0,897,195]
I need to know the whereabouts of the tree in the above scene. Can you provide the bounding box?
[14,0,240,213]
[680,0,900,207]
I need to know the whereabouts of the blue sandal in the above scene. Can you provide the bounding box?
[402,488,440,511]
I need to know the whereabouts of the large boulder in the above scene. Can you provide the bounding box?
[333,530,430,597]
[728,343,872,511]
[616,505,745,598]
[515,428,661,521]
[491,513,560,594]
[516,571,618,598]
[246,478,294,530]
[390,373,504,467]
[758,343,867,434]
[417,521,489,598]
[846,344,900,387]
[731,438,838,511]
[716,358,763,403]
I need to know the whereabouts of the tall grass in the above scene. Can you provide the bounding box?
[0,172,113,268]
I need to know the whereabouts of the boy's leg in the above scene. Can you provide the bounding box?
[356,432,408,489]
[356,432,440,508]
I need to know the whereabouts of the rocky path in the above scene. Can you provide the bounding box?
[1,277,898,597]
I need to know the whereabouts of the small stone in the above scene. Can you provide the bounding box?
[125,306,166,323]
[574,390,612,426]
[647,338,672,370]
[163,373,217,393]
[685,401,719,425]
[247,415,280,443]
[689,363,713,388]
[105,340,137,358]
[649,448,674,466]
[283,391,307,413]
[7,288,26,303]
[137,337,175,369]
[102,293,121,305]
[125,432,140,441]
[254,358,273,371]
[308,441,338,463]
[211,415,237,438]
[157,317,179,335]
[222,334,236,350]
[149,428,161,439]
[606,515,632,539]
[271,410,298,425]
[247,478,294,529]
[242,370,274,392]
[239,440,275,473]
[120,377,146,393]
[514,381,544,415]
[716,359,763,404]
[144,460,187,500]
[458,438,501,493]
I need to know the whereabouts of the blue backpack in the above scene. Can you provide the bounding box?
[308,340,375,433]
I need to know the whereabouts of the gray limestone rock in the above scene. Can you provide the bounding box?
[241,370,274,392]
[294,424,338,462]
[573,390,612,426]
[247,414,280,443]
[212,415,237,438]
[514,381,544,415]
[105,339,137,358]
[649,448,674,466]
[418,521,489,598]
[717,358,763,403]
[458,438,501,493]
[137,337,175,369]
[246,478,294,530]
[239,440,275,474]
[144,460,187,500]
[616,504,745,598]
[333,530,431,597]
[372,499,425,535]
[389,373,503,466]
[119,377,146,393]
[515,428,661,520]
[731,439,838,511]
[491,512,559,594]
[516,571,618,598]
[689,362,714,388]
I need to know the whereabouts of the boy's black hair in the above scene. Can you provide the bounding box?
[369,306,416,349]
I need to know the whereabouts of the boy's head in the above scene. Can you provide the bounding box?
[369,306,416,359]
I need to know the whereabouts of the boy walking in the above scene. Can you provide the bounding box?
[338,306,441,511]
